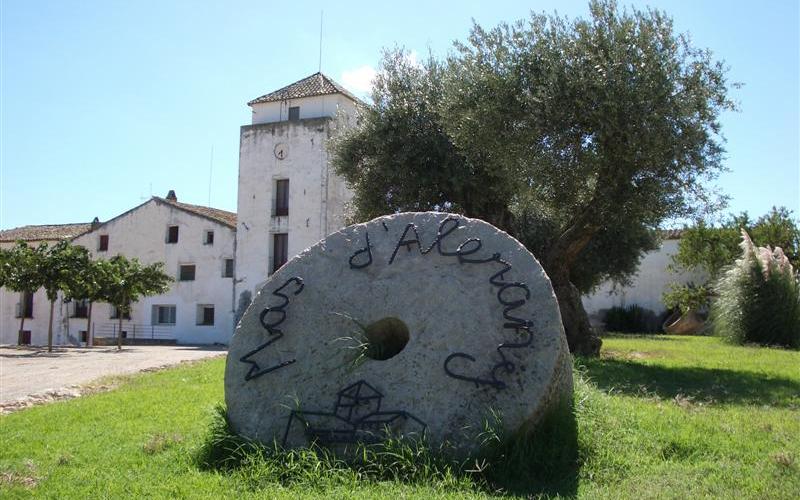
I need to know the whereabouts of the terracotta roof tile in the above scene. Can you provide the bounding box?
[248,72,361,106]
[0,223,93,243]
[155,198,237,228]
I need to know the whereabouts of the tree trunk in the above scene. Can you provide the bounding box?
[18,312,26,345]
[543,212,603,357]
[117,313,123,350]
[546,263,602,356]
[47,299,55,353]
[86,302,93,347]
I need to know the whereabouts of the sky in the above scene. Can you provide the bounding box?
[1,0,798,230]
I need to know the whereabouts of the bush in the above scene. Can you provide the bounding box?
[712,231,800,348]
[603,304,659,333]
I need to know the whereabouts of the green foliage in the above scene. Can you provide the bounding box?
[712,234,800,348]
[0,247,10,289]
[3,241,47,296]
[671,207,800,279]
[603,304,659,333]
[100,255,173,317]
[332,0,735,353]
[662,282,711,314]
[39,241,91,303]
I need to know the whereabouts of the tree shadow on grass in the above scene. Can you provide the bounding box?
[580,357,800,407]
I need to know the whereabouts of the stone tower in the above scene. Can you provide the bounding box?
[234,73,360,303]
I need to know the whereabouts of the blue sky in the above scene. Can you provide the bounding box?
[1,0,797,230]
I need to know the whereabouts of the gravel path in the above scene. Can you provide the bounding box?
[0,345,226,410]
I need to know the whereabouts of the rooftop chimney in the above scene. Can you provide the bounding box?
[166,190,177,202]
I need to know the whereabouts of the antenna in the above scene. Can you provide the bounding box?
[208,145,214,206]
[318,10,323,72]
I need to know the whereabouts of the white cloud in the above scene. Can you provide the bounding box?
[340,65,377,94]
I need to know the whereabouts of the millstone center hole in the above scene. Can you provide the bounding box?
[363,317,409,361]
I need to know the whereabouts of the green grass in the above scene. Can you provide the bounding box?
[1,335,798,499]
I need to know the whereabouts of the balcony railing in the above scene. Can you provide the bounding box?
[93,323,175,341]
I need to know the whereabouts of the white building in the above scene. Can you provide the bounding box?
[234,73,359,306]
[582,231,703,326]
[0,191,237,346]
[1,222,93,345]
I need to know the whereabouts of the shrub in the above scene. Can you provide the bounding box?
[712,230,800,348]
[603,304,659,333]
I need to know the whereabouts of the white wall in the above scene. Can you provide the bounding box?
[582,238,704,323]
[251,94,355,125]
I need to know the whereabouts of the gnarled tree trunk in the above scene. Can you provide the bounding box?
[545,264,601,356]
[542,214,603,356]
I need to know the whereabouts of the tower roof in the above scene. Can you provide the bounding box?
[247,72,362,106]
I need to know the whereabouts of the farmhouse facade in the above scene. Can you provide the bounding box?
[0,192,236,345]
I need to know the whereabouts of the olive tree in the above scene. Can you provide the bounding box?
[332,0,735,355]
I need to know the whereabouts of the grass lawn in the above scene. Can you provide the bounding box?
[1,335,798,499]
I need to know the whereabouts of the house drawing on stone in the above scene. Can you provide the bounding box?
[0,191,236,346]
[234,73,360,305]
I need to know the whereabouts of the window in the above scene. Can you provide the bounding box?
[80,330,89,343]
[204,230,214,245]
[19,331,31,345]
[196,304,215,326]
[223,258,234,278]
[272,233,288,273]
[179,264,196,281]
[110,304,131,320]
[167,225,179,244]
[275,179,289,216]
[98,234,109,251]
[72,299,88,318]
[16,291,34,318]
[152,305,176,325]
[288,106,300,121]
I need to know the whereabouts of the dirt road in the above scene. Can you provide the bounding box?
[0,345,226,409]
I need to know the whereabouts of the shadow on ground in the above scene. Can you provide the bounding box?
[580,357,800,406]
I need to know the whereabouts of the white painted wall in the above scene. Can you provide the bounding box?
[235,98,356,306]
[582,238,704,323]
[251,94,355,125]
[0,200,237,346]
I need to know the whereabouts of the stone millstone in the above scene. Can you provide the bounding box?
[225,212,572,453]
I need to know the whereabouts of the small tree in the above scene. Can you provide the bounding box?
[68,258,107,346]
[4,242,46,345]
[100,255,172,350]
[40,241,91,352]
